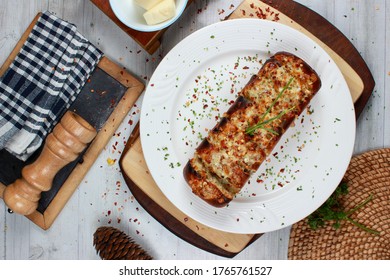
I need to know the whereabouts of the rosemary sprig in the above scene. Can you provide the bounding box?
[307,182,380,235]
[245,77,294,136]
[246,106,295,136]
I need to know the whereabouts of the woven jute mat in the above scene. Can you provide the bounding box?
[288,148,390,260]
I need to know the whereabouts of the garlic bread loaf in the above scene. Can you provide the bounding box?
[183,52,321,207]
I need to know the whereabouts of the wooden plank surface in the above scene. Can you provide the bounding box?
[0,0,388,260]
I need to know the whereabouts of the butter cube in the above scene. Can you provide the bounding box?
[143,0,176,25]
[134,0,164,10]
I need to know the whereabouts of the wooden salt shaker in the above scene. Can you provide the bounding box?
[3,111,97,215]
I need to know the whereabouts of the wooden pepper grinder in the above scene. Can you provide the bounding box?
[3,111,97,215]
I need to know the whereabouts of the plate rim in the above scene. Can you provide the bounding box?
[140,18,356,233]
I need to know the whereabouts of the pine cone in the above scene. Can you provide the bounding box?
[93,226,153,260]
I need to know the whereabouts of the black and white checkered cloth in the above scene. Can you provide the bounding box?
[0,11,103,161]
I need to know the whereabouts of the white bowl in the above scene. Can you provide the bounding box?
[109,0,188,32]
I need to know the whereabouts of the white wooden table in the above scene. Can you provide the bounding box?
[0,0,388,260]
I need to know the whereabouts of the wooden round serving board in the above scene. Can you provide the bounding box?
[119,0,375,257]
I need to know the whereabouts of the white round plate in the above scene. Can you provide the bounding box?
[109,0,188,32]
[140,19,356,234]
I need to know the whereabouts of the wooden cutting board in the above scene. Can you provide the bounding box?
[0,13,145,230]
[119,0,375,257]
